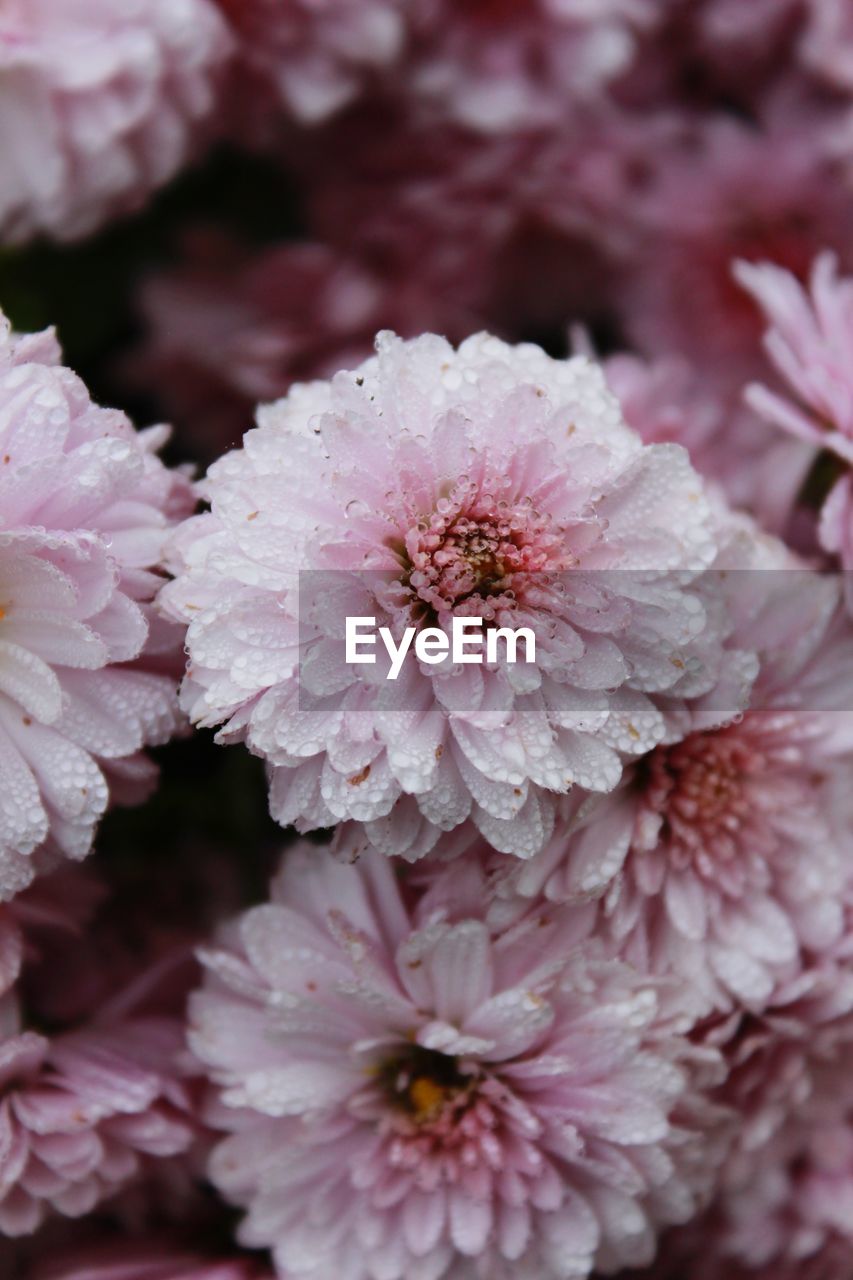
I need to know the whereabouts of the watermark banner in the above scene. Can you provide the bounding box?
[295,567,850,714]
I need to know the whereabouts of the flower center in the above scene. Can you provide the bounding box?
[404,483,565,618]
[380,1045,470,1123]
[641,727,757,861]
[368,1048,533,1189]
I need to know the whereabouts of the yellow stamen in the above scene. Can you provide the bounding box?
[409,1077,449,1117]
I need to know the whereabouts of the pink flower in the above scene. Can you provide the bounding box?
[632,1220,853,1280]
[0,914,200,1240]
[634,970,853,1278]
[0,0,233,245]
[613,0,807,110]
[735,254,853,463]
[716,1046,853,1269]
[736,253,853,597]
[291,105,665,348]
[695,0,805,74]
[0,997,196,1236]
[214,0,405,125]
[0,314,191,899]
[162,330,748,861]
[189,844,729,1280]
[28,1236,272,1280]
[622,115,851,396]
[0,866,103,999]
[404,0,657,134]
[602,351,814,538]
[801,0,853,94]
[500,552,853,1014]
[605,702,853,1009]
[214,0,656,134]
[127,231,480,465]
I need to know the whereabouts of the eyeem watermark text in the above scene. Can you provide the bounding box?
[345,616,536,680]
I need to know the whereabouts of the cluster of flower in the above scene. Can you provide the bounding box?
[4,2,853,1280]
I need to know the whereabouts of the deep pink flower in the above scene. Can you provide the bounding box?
[162,330,750,860]
[403,0,657,134]
[291,105,667,348]
[215,0,405,125]
[613,0,807,111]
[632,1219,853,1280]
[801,0,853,94]
[213,0,657,134]
[189,844,729,1279]
[696,0,805,72]
[0,866,103,999]
[622,115,851,396]
[127,232,479,464]
[0,0,233,244]
[28,1236,272,1279]
[0,314,191,898]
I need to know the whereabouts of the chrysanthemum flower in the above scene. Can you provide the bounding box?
[735,252,853,597]
[612,947,853,1278]
[292,103,676,354]
[0,866,103,998]
[603,699,853,1010]
[189,844,729,1280]
[405,0,657,134]
[0,880,202,1241]
[736,253,853,465]
[127,232,478,465]
[801,0,853,94]
[0,0,232,244]
[692,0,805,84]
[622,115,851,396]
[632,1219,853,1280]
[214,0,405,125]
[29,1237,273,1280]
[0,992,197,1236]
[162,330,749,860]
[498,546,853,1013]
[603,351,814,540]
[0,314,191,899]
[716,1046,853,1270]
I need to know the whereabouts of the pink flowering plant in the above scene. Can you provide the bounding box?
[4,2,853,1278]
